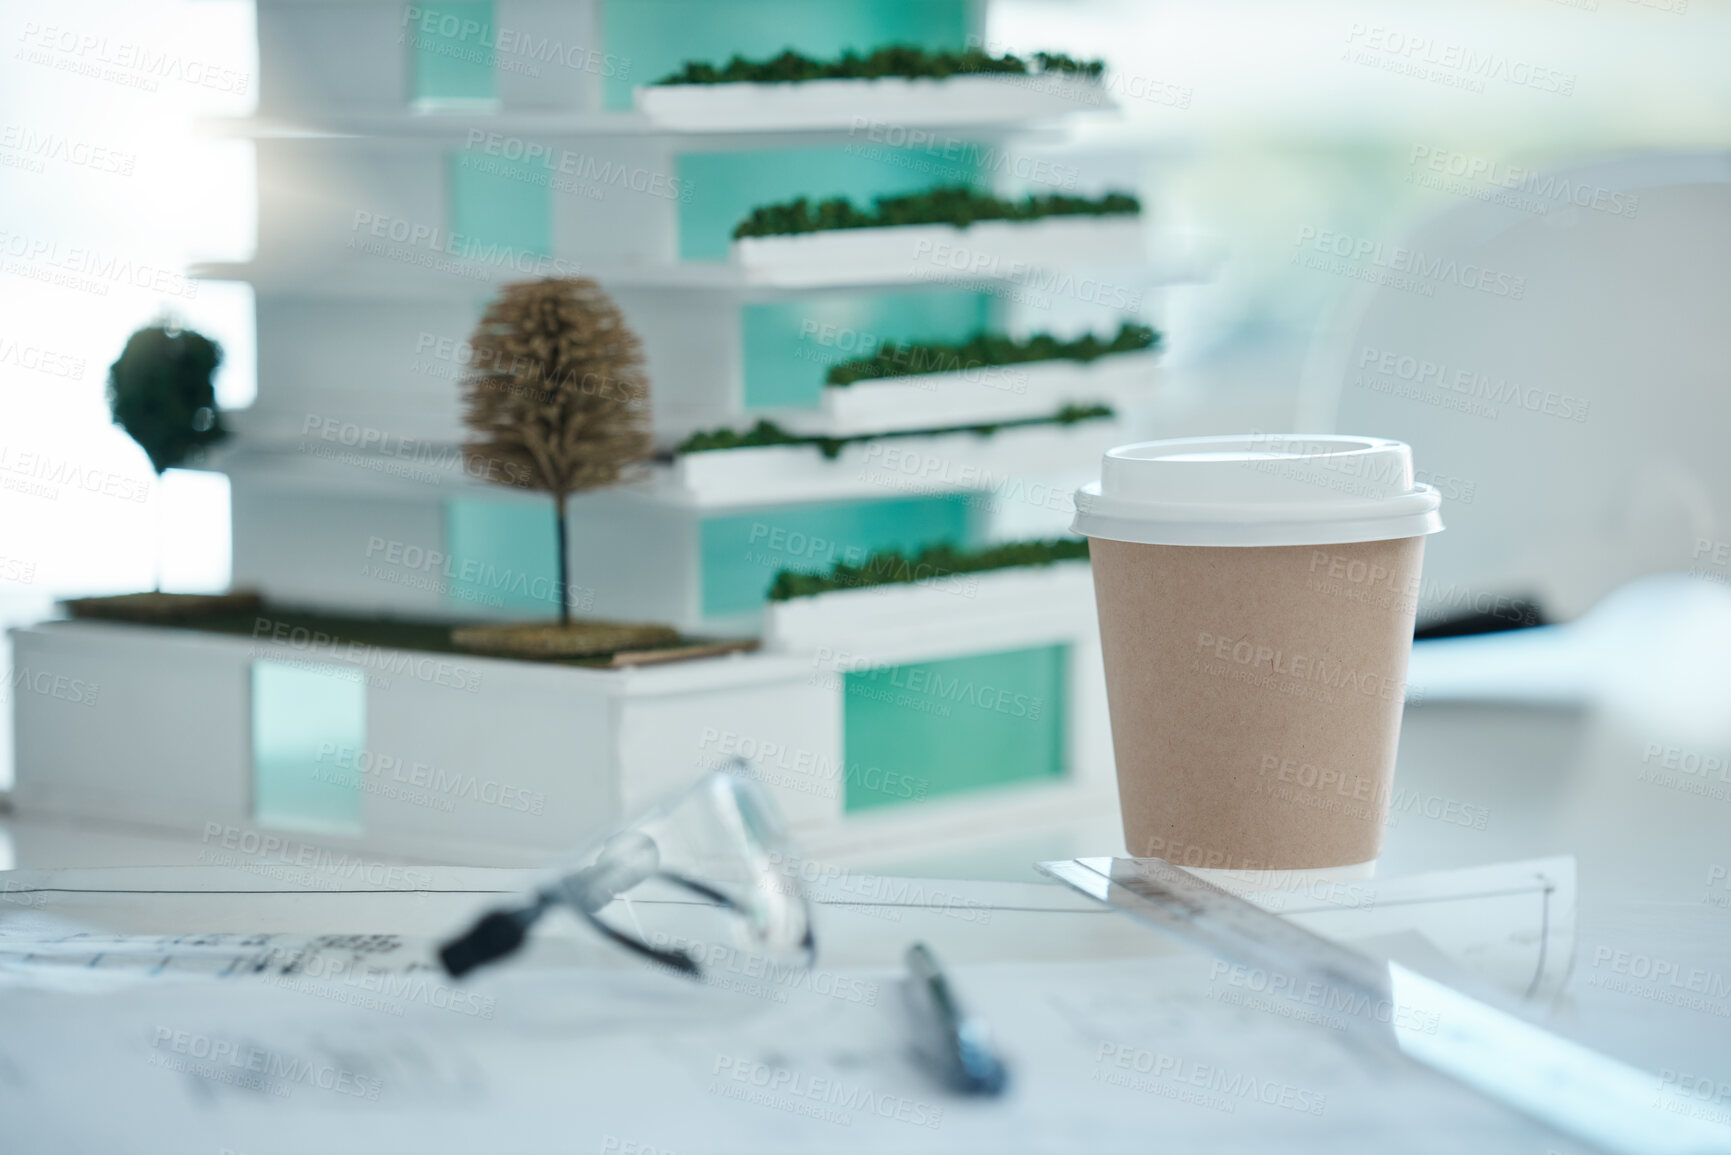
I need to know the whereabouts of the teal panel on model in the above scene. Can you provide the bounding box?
[742,290,997,409]
[699,494,978,617]
[407,1,497,105]
[675,144,986,262]
[448,151,553,257]
[444,497,564,615]
[251,660,367,835]
[843,644,1068,811]
[601,0,974,110]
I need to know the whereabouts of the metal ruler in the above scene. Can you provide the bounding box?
[1038,856,1731,1155]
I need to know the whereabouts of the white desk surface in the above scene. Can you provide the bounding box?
[2,691,1728,1152]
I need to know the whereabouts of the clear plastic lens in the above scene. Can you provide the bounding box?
[563,764,814,979]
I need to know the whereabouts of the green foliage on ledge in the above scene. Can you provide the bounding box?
[676,403,1115,459]
[654,46,1104,87]
[827,322,1160,387]
[769,537,1090,601]
[732,185,1140,239]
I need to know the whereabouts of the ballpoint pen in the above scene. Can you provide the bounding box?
[901,941,1009,1097]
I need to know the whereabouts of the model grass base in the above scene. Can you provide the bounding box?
[449,620,682,658]
[63,590,265,623]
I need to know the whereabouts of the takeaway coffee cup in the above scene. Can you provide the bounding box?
[1073,434,1444,871]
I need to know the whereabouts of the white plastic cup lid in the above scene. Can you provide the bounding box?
[1071,433,1444,548]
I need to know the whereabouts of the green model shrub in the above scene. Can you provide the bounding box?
[769,537,1090,600]
[676,403,1114,459]
[732,185,1139,239]
[827,322,1159,387]
[107,324,228,475]
[654,46,1103,87]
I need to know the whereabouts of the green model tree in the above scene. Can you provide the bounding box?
[107,323,228,591]
[108,323,227,473]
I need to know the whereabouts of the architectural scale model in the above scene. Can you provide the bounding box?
[12,0,1188,867]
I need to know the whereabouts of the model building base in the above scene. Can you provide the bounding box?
[9,564,1112,865]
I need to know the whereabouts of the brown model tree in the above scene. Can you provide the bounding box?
[460,277,653,629]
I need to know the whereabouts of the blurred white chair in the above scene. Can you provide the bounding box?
[1302,151,1731,624]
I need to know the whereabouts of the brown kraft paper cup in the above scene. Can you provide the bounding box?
[1089,534,1426,870]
